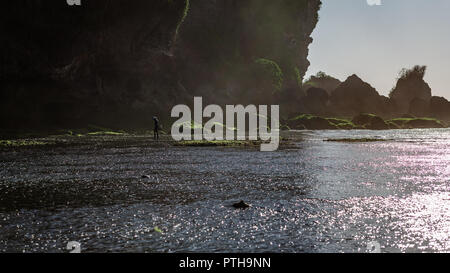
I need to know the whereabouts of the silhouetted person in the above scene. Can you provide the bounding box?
[153,116,160,140]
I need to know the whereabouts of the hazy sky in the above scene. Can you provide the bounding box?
[305,0,450,98]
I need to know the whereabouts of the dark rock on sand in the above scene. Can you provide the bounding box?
[233,201,250,209]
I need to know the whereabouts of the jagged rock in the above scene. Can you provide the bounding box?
[390,65,432,115]
[329,75,387,117]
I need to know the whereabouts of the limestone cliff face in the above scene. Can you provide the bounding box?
[0,0,321,129]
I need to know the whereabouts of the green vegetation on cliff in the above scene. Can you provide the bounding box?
[174,0,190,38]
[255,58,284,92]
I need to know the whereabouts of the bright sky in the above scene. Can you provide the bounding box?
[305,0,450,98]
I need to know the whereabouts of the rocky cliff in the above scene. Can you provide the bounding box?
[0,0,321,129]
[389,65,432,115]
[329,74,392,117]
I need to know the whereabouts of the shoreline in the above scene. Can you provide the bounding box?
[2,113,448,141]
[1,127,449,151]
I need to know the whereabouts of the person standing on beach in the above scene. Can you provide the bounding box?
[153,116,160,140]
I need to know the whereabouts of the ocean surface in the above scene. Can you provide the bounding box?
[0,129,449,253]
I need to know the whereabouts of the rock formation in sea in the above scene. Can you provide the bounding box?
[328,74,391,117]
[389,65,432,116]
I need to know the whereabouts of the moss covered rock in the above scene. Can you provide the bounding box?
[288,114,337,130]
[352,113,389,130]
[389,118,445,129]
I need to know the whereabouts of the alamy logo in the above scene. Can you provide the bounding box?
[367,0,382,6]
[171,97,280,152]
[67,0,81,6]
[66,241,81,253]
[366,241,382,253]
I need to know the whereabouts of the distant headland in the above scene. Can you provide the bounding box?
[292,65,450,130]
